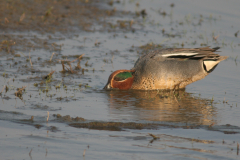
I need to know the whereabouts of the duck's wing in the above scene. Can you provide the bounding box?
[159,47,224,60]
[134,47,228,73]
[155,47,228,72]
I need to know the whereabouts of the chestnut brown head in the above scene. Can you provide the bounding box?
[104,70,135,90]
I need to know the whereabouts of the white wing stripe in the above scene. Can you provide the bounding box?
[162,52,198,57]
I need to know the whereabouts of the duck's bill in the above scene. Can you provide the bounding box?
[103,83,111,90]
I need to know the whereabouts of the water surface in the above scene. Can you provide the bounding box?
[0,0,240,159]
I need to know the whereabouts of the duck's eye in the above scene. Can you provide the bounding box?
[114,72,132,81]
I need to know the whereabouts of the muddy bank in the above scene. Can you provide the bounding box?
[1,0,109,33]
[0,0,129,55]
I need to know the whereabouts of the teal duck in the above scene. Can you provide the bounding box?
[104,47,228,90]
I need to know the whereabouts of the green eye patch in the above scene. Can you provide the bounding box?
[114,72,132,81]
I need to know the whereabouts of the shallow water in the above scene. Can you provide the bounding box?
[1,0,240,159]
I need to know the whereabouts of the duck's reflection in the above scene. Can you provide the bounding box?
[106,89,216,125]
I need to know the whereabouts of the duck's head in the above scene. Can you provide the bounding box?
[104,70,135,90]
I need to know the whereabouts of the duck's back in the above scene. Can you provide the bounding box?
[131,47,227,90]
